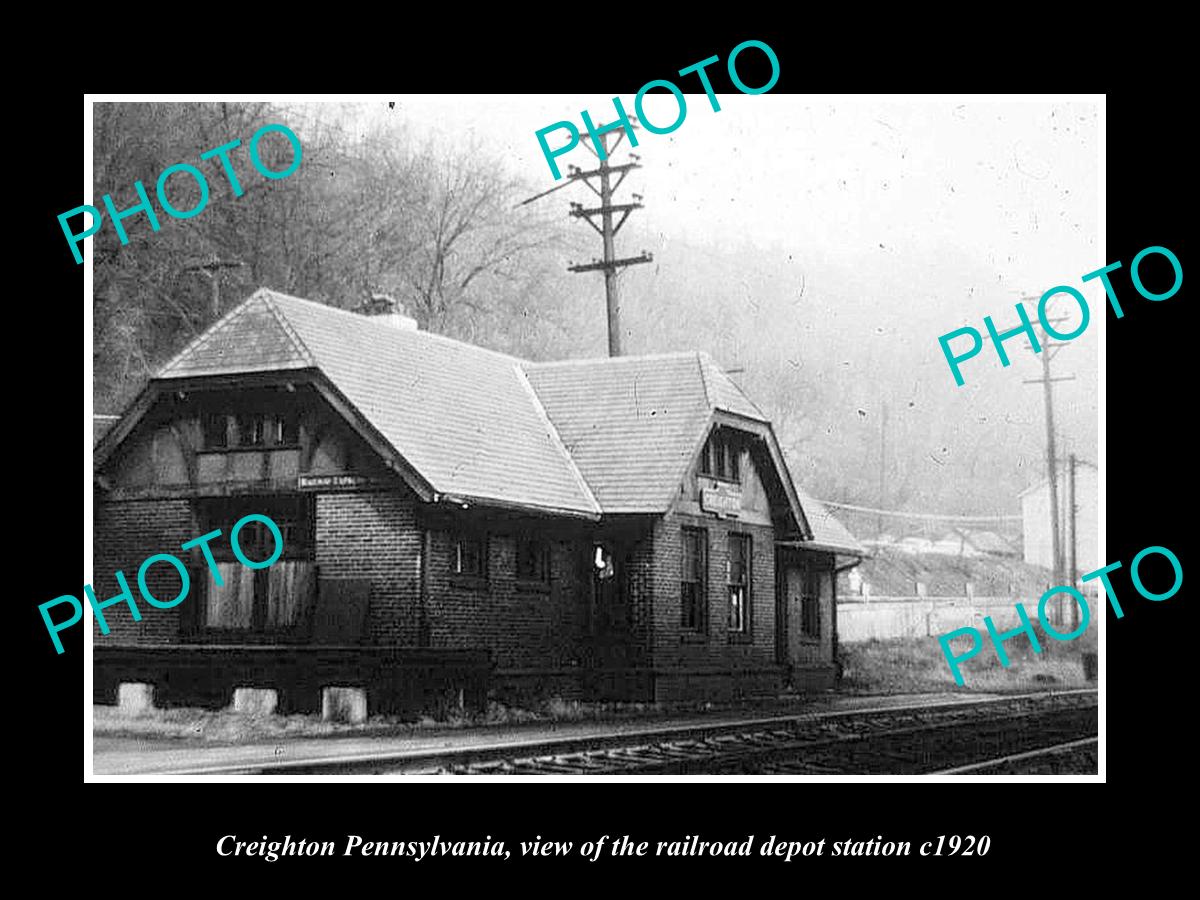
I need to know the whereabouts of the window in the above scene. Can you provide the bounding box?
[454,534,487,578]
[202,414,229,450]
[236,414,266,448]
[700,428,741,482]
[205,411,298,449]
[801,569,820,639]
[516,538,550,584]
[593,544,615,581]
[271,413,299,447]
[195,496,314,634]
[681,528,707,632]
[727,533,751,634]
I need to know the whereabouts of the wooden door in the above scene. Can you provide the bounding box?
[785,566,806,666]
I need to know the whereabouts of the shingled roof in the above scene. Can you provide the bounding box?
[790,486,866,555]
[523,352,764,512]
[159,289,599,516]
[123,288,860,553]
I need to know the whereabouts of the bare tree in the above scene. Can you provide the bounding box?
[91,104,577,413]
[391,148,564,333]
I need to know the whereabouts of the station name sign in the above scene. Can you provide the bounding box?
[297,474,371,490]
[701,483,742,517]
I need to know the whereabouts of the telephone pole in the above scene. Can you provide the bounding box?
[519,124,652,357]
[1017,297,1076,625]
[878,401,888,541]
[185,255,246,319]
[1067,453,1079,629]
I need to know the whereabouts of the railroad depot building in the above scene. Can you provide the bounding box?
[93,289,862,715]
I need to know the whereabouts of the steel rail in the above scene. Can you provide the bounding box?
[146,688,1097,776]
[929,736,1099,775]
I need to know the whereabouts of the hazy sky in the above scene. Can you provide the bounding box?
[353,94,1102,442]
[307,95,1102,512]
[358,94,1100,293]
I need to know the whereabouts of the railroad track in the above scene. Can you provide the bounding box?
[214,688,1095,777]
[932,737,1098,775]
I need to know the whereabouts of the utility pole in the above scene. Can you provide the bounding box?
[1068,453,1079,631]
[878,401,888,541]
[519,124,652,357]
[1017,297,1076,627]
[185,255,245,319]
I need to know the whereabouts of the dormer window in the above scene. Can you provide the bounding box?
[699,428,741,483]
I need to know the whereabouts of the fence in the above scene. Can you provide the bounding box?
[838,596,1034,642]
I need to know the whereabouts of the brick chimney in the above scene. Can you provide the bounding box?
[355,292,419,330]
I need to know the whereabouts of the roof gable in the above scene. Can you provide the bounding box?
[697,352,765,420]
[129,288,855,546]
[522,353,712,513]
[522,353,813,535]
[160,295,315,376]
[156,289,599,517]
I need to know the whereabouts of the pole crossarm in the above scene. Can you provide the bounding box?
[516,127,645,357]
[569,202,644,218]
[570,162,641,179]
[567,252,653,273]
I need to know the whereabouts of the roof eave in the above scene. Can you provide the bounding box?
[778,539,869,557]
[437,492,602,522]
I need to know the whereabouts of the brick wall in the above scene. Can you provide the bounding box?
[93,492,801,702]
[623,528,655,667]
[92,498,196,643]
[315,491,422,646]
[427,528,588,671]
[648,511,783,701]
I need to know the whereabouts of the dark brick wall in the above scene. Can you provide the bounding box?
[427,528,589,671]
[92,491,818,704]
[315,491,422,646]
[623,528,655,666]
[92,498,196,643]
[647,511,783,701]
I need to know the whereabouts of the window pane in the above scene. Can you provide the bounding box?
[728,536,750,633]
[203,414,227,449]
[206,563,255,628]
[729,586,745,632]
[267,560,315,629]
[681,584,696,628]
[682,531,698,581]
[728,535,746,584]
[273,414,299,446]
[517,539,547,581]
[237,520,280,563]
[457,536,485,576]
[236,414,265,447]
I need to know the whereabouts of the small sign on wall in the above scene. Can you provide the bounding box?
[297,474,370,490]
[701,482,742,517]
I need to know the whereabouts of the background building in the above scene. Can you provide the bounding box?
[1020,459,1098,576]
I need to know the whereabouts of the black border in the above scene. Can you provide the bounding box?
[19,23,1188,884]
